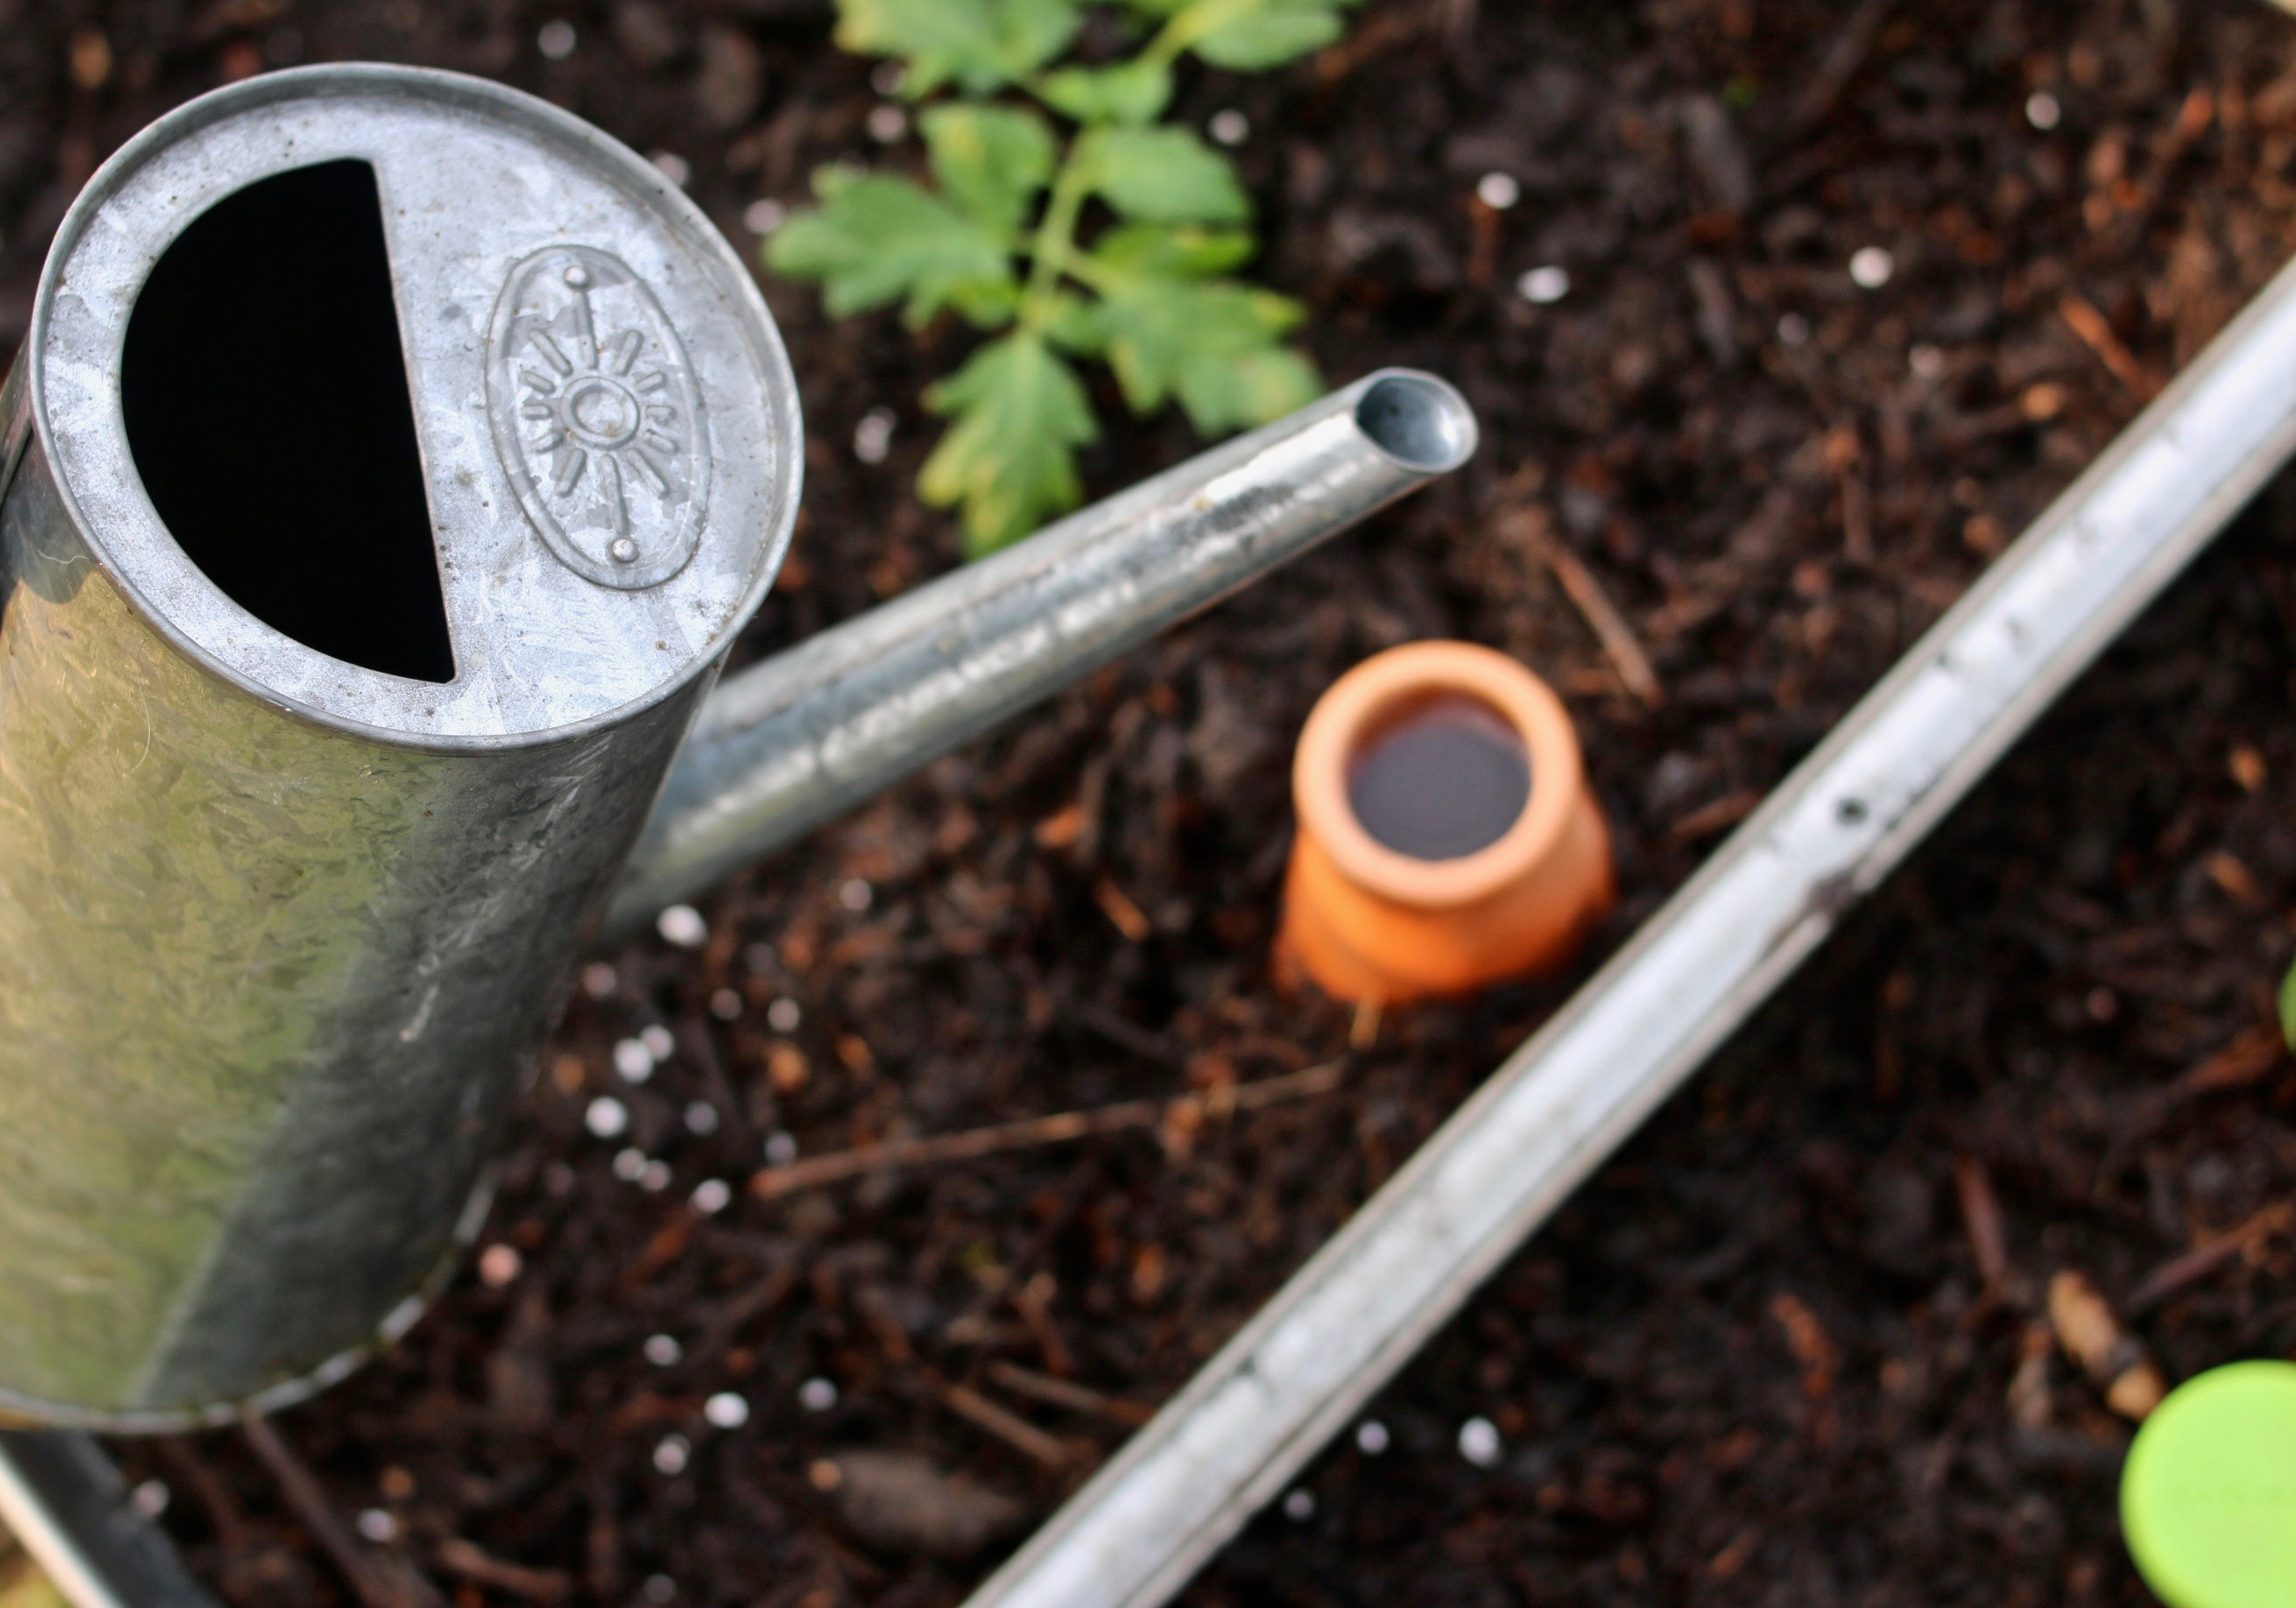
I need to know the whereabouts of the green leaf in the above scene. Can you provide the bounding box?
[836,0,1084,94]
[922,103,1056,233]
[1039,291,1106,355]
[1190,0,1356,70]
[921,332,1099,554]
[1175,344,1322,431]
[1037,57,1174,125]
[1085,126,1251,224]
[2280,958,2296,1049]
[1091,221,1256,277]
[948,278,1025,326]
[1079,265,1319,430]
[767,169,1017,328]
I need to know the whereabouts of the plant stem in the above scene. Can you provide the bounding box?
[1019,131,1099,327]
[1012,0,1250,330]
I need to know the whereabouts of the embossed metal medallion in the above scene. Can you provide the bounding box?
[487,245,710,589]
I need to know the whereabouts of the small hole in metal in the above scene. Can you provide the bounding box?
[1837,798,1868,825]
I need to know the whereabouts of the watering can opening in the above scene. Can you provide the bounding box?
[120,157,454,685]
[28,62,804,751]
[1351,371,1476,476]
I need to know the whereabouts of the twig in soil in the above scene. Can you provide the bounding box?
[2047,1270,2166,1419]
[1953,1156,2010,1287]
[2060,293,2162,399]
[1825,425,1874,564]
[1093,879,1154,942]
[675,1011,752,1154]
[2121,1022,2285,1141]
[1787,0,1895,136]
[748,1061,1346,1199]
[687,1254,802,1366]
[1064,998,1181,1064]
[987,1361,1156,1427]
[1539,539,1663,707]
[932,1378,1085,1470]
[1349,999,1381,1050]
[2166,1022,2285,1098]
[2099,89,2217,256]
[1505,503,1664,709]
[153,1436,260,1603]
[622,1210,700,1289]
[435,1538,571,1603]
[1438,0,1478,52]
[583,1471,620,1601]
[1007,1270,1074,1379]
[239,1411,443,1608]
[2124,1201,2293,1316]
[1311,4,1424,86]
[1667,790,1760,845]
[1709,1526,1761,1581]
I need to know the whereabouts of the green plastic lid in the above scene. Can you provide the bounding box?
[2121,1360,2296,1608]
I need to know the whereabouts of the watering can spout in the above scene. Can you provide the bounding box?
[605,368,1479,937]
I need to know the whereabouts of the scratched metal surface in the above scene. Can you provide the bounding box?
[0,66,799,1427]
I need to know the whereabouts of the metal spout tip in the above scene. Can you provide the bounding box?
[1352,370,1477,473]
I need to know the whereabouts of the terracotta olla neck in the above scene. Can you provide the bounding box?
[1279,641,1614,1004]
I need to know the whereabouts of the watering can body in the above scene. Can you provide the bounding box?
[0,66,800,1427]
[0,66,1474,1430]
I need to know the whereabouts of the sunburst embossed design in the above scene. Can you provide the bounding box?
[515,263,680,567]
[486,245,709,591]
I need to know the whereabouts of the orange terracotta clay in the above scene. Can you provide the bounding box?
[1277,641,1614,1003]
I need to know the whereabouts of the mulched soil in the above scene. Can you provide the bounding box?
[5,0,2296,1603]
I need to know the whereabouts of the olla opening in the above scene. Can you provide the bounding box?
[1345,691,1532,862]
[1293,641,1584,912]
[1282,641,1613,1001]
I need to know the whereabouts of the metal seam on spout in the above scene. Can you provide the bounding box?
[956,251,2296,1608]
[603,368,1477,934]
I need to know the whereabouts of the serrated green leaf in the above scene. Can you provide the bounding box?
[921,332,1099,554]
[922,103,1056,233]
[1091,222,1256,277]
[1080,267,1317,430]
[948,278,1025,326]
[1038,57,1174,125]
[1190,0,1356,70]
[836,0,1084,94]
[1085,126,1250,224]
[767,169,1017,328]
[1039,291,1106,354]
[1175,344,1321,431]
[2280,958,2296,1048]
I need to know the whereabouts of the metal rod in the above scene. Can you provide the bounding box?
[0,1433,219,1608]
[962,253,2296,1608]
[602,369,1478,936]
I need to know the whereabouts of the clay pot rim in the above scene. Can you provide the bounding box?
[1294,641,1583,910]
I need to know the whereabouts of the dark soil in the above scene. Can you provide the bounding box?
[4,0,2295,1604]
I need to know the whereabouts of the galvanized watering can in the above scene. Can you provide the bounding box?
[0,64,1476,1430]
